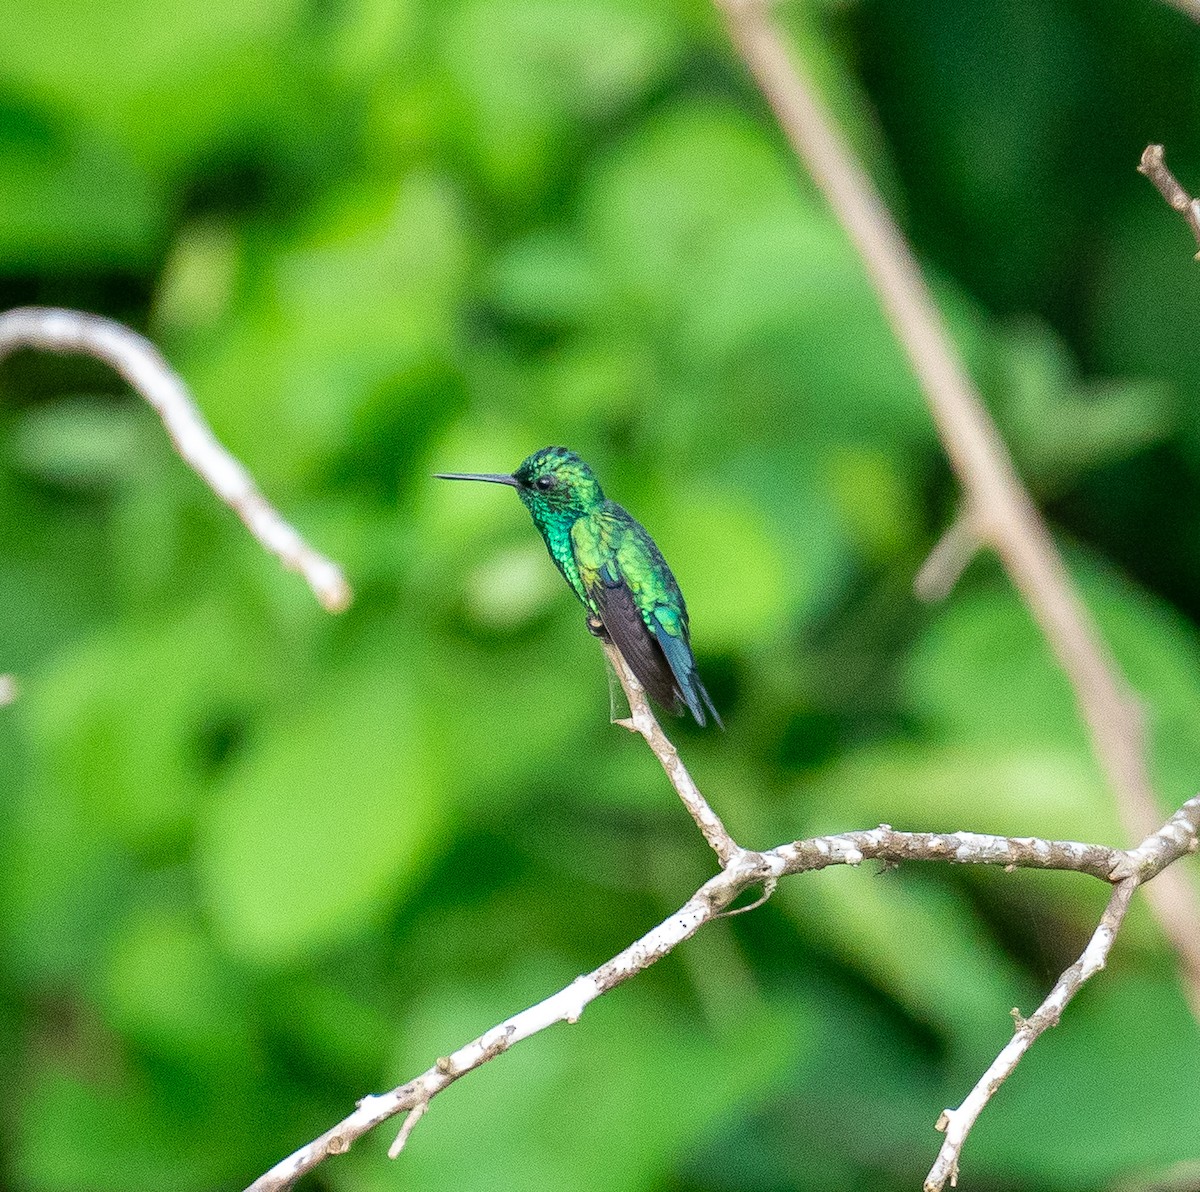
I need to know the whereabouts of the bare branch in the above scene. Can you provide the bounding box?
[714,0,1200,1011]
[1139,145,1200,260]
[0,307,351,613]
[243,795,1200,1190]
[0,675,16,707]
[245,846,780,1190]
[602,638,741,865]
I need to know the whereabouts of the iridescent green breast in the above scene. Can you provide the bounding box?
[534,508,590,608]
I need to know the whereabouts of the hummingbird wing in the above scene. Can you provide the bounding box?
[591,575,687,716]
[575,508,720,727]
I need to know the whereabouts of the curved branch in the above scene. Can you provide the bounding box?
[713,0,1200,1013]
[0,307,351,613]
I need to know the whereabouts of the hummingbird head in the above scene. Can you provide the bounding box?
[512,447,604,517]
[436,446,605,525]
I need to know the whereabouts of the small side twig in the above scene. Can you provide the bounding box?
[246,845,780,1190]
[1139,144,1200,259]
[914,509,980,603]
[601,638,741,865]
[0,675,17,707]
[387,1098,428,1158]
[0,307,351,613]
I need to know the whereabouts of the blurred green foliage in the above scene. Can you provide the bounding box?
[3,0,1200,1188]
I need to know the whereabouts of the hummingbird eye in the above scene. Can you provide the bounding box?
[535,475,557,492]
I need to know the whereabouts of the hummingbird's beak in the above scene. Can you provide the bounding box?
[434,472,519,487]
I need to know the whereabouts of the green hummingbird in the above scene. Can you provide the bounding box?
[437,447,721,727]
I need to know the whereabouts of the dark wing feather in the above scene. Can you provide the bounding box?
[591,576,684,715]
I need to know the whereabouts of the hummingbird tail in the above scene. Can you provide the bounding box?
[655,626,720,728]
[696,676,724,731]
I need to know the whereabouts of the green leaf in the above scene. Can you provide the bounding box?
[440,0,680,198]
[16,1064,254,1192]
[184,171,471,492]
[906,560,1200,806]
[23,596,272,850]
[777,862,1033,1046]
[1,0,305,171]
[991,320,1172,491]
[804,741,1117,852]
[650,482,791,651]
[99,904,256,1070]
[198,663,444,964]
[0,104,164,268]
[12,399,147,490]
[582,103,807,320]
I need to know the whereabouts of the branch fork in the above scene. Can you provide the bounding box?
[244,634,1200,1191]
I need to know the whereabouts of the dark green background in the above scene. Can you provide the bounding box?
[3,0,1200,1188]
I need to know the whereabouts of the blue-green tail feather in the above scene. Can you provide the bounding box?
[656,628,722,729]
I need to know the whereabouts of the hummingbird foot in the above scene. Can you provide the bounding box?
[585,615,609,639]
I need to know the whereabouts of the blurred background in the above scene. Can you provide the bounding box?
[3,0,1200,1188]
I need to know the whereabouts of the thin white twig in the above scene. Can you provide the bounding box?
[243,796,1200,1191]
[0,675,16,707]
[601,638,740,865]
[0,307,351,613]
[1140,145,1200,262]
[924,796,1200,1189]
[244,847,778,1191]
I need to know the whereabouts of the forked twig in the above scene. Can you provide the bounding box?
[245,778,1200,1191]
[927,793,1200,1188]
[927,878,1136,1189]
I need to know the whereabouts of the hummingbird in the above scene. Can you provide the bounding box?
[437,447,721,727]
